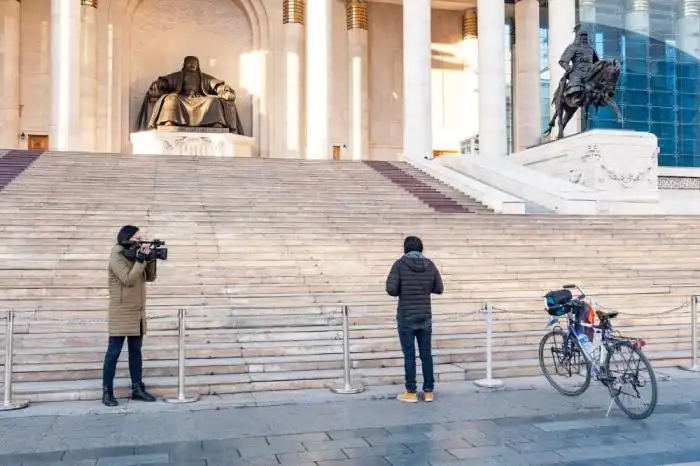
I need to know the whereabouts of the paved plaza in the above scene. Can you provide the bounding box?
[0,369,699,466]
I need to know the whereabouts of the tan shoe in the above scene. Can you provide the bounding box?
[423,392,434,402]
[397,392,418,403]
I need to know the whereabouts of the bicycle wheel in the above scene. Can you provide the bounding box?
[603,340,658,420]
[539,329,591,396]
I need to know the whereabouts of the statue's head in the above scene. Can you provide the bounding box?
[182,56,200,72]
[573,24,589,45]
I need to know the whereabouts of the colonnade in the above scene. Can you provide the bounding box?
[3,0,700,155]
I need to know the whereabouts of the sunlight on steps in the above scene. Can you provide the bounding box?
[0,151,698,402]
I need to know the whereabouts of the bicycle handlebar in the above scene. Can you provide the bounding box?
[563,284,586,300]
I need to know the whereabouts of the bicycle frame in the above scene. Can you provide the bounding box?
[547,313,609,377]
[545,285,611,377]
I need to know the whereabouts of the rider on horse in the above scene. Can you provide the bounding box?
[558,25,599,108]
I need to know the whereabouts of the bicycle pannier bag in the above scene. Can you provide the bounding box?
[544,289,572,316]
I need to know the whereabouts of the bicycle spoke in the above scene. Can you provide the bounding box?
[604,341,657,419]
[539,329,591,396]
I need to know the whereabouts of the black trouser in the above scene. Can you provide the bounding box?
[102,321,144,388]
[398,323,434,393]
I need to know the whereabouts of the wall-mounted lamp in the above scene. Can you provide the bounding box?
[19,132,25,141]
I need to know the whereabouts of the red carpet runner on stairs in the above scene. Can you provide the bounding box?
[364,161,474,213]
[0,150,44,193]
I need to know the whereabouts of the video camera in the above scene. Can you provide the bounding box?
[138,239,168,261]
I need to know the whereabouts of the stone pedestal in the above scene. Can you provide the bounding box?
[130,129,255,157]
[510,129,659,211]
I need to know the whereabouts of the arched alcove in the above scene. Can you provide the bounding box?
[129,0,254,136]
[105,0,272,156]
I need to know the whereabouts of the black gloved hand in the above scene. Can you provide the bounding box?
[135,248,148,263]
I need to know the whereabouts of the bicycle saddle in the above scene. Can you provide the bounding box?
[596,309,619,319]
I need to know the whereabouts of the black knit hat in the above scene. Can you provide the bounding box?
[117,225,140,245]
[403,236,423,254]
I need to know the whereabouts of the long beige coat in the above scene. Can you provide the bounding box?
[108,244,157,336]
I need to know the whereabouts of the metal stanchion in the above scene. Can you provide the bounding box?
[474,302,504,389]
[1,311,29,411]
[164,309,199,403]
[681,296,700,372]
[331,305,365,394]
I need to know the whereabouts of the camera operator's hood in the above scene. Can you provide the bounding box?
[117,225,140,245]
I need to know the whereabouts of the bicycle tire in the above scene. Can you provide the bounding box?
[603,340,658,420]
[539,329,591,396]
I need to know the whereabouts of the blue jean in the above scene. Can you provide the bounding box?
[398,324,434,393]
[102,322,144,388]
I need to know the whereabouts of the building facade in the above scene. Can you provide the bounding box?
[0,0,698,167]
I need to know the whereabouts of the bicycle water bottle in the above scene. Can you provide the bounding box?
[577,333,594,359]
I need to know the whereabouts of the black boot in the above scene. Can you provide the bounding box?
[131,382,156,402]
[102,387,118,407]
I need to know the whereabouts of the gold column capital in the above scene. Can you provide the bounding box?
[685,0,700,17]
[629,0,649,12]
[462,8,477,39]
[283,0,305,25]
[81,0,98,7]
[346,0,368,31]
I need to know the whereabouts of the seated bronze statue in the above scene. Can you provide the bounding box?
[135,56,244,134]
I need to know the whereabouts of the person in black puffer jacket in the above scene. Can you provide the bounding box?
[385,236,444,403]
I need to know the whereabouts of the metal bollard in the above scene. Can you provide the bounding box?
[681,296,700,372]
[164,309,199,403]
[474,302,504,389]
[1,311,29,411]
[331,305,365,394]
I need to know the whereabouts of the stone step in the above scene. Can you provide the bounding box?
[1,152,698,402]
[1,275,695,297]
[6,348,690,402]
[9,335,691,384]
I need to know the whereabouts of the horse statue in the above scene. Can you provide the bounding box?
[544,57,623,140]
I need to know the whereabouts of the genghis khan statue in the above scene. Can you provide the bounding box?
[135,56,244,134]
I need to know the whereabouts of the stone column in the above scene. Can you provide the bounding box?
[547,0,576,137]
[0,0,20,149]
[403,0,432,159]
[305,0,332,159]
[462,9,479,142]
[283,0,304,158]
[514,0,541,151]
[626,0,649,36]
[477,0,507,156]
[579,0,596,25]
[346,0,368,160]
[50,0,81,151]
[80,0,98,152]
[678,0,700,60]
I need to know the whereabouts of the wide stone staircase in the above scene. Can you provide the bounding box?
[0,151,699,402]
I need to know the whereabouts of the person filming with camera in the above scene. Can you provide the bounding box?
[102,225,162,407]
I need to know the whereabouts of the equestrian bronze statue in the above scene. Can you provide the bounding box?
[545,25,622,140]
